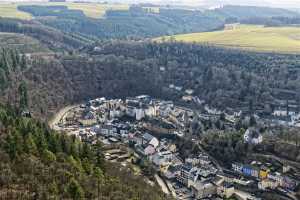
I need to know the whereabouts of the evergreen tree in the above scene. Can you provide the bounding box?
[67,178,84,200]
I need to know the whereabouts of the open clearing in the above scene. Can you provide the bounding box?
[0,2,129,19]
[157,25,300,54]
[0,3,32,19]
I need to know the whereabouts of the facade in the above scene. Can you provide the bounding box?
[191,181,217,199]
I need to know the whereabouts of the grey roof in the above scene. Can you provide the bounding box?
[143,132,154,142]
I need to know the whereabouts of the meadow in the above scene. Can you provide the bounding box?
[0,3,32,19]
[158,25,300,54]
[0,2,129,19]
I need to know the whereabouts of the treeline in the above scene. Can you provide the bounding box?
[207,5,299,20]
[0,105,170,199]
[88,41,300,112]
[18,5,224,39]
[0,48,26,91]
[12,41,300,118]
[241,16,300,26]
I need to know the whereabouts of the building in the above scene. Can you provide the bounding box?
[152,150,173,170]
[244,128,263,145]
[191,180,217,199]
[217,183,235,199]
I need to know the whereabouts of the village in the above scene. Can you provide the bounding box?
[51,95,300,200]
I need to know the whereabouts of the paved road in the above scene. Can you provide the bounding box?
[48,105,79,131]
[154,174,170,195]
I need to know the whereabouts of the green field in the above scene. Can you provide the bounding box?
[0,2,129,19]
[157,25,300,54]
[0,3,32,19]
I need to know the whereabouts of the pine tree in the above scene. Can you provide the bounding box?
[67,178,84,200]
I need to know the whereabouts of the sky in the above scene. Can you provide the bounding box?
[141,0,300,8]
[0,0,299,8]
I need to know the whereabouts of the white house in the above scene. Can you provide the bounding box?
[136,108,145,121]
[244,128,263,145]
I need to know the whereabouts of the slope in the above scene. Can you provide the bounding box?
[157,25,300,54]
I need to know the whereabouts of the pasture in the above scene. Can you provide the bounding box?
[0,2,129,19]
[157,25,300,54]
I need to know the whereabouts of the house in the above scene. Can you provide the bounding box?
[244,128,263,145]
[163,165,181,180]
[190,180,217,199]
[152,150,173,169]
[145,105,157,117]
[182,95,193,102]
[217,182,235,199]
[258,179,278,190]
[144,145,156,156]
[136,108,145,120]
[177,164,201,187]
[185,89,194,95]
[126,106,136,118]
[142,133,159,148]
[232,163,243,173]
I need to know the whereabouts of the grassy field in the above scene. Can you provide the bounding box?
[43,2,129,19]
[0,2,129,19]
[157,25,300,54]
[0,3,32,20]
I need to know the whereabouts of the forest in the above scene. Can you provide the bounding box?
[1,41,298,120]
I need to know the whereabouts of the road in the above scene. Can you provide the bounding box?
[154,174,170,195]
[48,105,79,131]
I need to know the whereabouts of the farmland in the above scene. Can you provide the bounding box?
[157,25,300,54]
[0,2,129,19]
[0,3,32,19]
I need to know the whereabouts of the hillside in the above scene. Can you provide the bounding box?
[157,25,300,54]
[2,41,298,120]
[0,105,170,199]
[0,32,51,53]
[206,5,300,20]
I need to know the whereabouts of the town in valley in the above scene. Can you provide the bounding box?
[51,94,300,200]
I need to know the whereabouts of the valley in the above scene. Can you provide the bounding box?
[0,1,300,200]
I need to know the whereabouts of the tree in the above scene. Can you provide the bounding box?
[94,167,104,199]
[67,178,84,200]
[23,133,38,155]
[42,149,56,164]
[18,81,28,111]
[249,115,256,127]
[20,54,27,70]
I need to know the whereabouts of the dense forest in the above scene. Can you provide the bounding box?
[0,105,170,199]
[2,41,298,119]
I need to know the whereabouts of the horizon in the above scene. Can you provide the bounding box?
[0,0,299,9]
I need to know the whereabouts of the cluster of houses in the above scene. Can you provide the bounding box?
[232,162,298,191]
[60,95,299,199]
